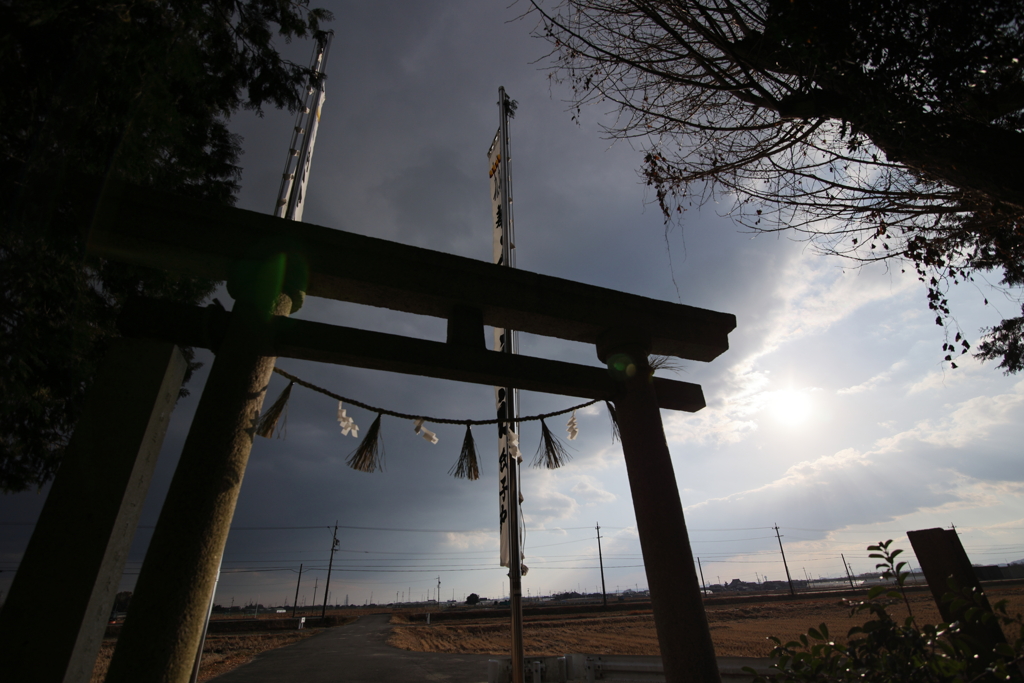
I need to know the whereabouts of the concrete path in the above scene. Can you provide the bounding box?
[210,613,492,683]
[210,613,774,682]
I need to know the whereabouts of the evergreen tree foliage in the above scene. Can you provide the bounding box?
[0,0,331,492]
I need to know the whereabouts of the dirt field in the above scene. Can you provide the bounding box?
[388,586,1024,659]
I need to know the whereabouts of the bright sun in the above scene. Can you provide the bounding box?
[769,388,813,427]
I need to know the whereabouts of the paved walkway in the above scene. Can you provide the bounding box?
[210,613,492,682]
[210,613,774,682]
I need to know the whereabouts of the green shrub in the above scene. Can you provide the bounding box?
[746,540,1024,682]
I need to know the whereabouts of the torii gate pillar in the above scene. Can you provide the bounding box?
[599,330,720,683]
[104,257,301,683]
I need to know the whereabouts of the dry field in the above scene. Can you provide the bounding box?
[389,587,1024,659]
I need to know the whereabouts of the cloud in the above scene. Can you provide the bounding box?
[666,254,918,447]
[684,382,1024,533]
[984,517,1024,531]
[663,367,768,446]
[570,477,617,505]
[753,252,918,362]
[838,361,907,394]
[907,354,987,394]
[664,406,759,446]
[877,379,1024,451]
[443,531,496,551]
[665,374,825,445]
[685,444,952,533]
[523,480,580,525]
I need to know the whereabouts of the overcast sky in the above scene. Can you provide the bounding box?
[3,0,1024,609]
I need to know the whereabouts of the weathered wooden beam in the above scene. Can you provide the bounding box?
[119,298,707,412]
[90,180,735,362]
[599,334,721,683]
[0,340,187,683]
[105,279,297,683]
[907,528,1008,653]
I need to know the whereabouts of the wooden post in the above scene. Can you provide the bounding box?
[105,254,301,683]
[598,330,721,683]
[907,528,1008,651]
[0,339,186,683]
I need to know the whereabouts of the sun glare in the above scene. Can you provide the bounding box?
[769,388,813,427]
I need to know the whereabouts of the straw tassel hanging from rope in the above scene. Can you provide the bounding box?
[449,425,480,480]
[533,419,572,469]
[347,413,384,472]
[256,382,294,438]
[604,401,621,443]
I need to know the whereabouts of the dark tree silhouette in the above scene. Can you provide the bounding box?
[531,0,1024,371]
[0,0,331,492]
[466,593,481,605]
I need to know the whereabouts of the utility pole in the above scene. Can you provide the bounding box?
[436,576,441,605]
[596,522,608,608]
[311,577,318,612]
[322,522,339,619]
[773,524,796,596]
[697,557,707,594]
[188,561,220,683]
[292,564,303,618]
[842,554,855,589]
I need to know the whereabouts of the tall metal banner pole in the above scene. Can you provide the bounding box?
[596,523,608,608]
[489,86,524,683]
[274,32,333,222]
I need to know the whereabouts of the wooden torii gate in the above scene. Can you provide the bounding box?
[0,179,735,683]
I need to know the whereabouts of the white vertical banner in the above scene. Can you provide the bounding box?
[489,88,518,568]
[489,129,512,567]
[488,132,507,266]
[495,385,514,567]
